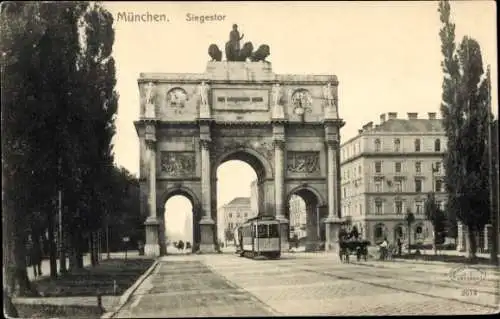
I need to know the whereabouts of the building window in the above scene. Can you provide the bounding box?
[434,162,442,174]
[395,200,403,215]
[395,162,402,173]
[415,201,423,215]
[415,179,422,193]
[434,139,441,152]
[359,204,363,215]
[343,187,346,198]
[415,161,421,174]
[375,161,382,173]
[394,138,401,152]
[244,213,248,218]
[228,213,232,218]
[358,165,362,174]
[435,179,443,192]
[436,201,444,211]
[375,200,383,215]
[374,224,385,241]
[237,213,241,218]
[375,181,382,192]
[415,139,421,152]
[395,180,402,192]
[375,139,381,152]
[415,225,424,241]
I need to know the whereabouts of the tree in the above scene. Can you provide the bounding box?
[438,0,492,260]
[2,2,119,302]
[405,209,415,254]
[424,192,446,255]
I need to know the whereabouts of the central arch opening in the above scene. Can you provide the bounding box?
[287,188,326,252]
[163,195,194,254]
[215,150,269,252]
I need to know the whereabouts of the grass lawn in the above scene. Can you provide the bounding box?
[13,258,154,318]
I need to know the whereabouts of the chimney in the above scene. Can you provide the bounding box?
[380,113,386,124]
[358,129,363,134]
[407,112,418,120]
[428,112,437,120]
[388,112,398,120]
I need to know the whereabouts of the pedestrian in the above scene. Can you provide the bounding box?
[397,237,402,256]
[379,237,388,261]
[30,236,43,277]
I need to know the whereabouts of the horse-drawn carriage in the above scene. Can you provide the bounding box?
[339,239,370,263]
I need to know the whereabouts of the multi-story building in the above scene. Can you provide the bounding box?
[340,112,446,245]
[289,194,307,239]
[220,197,256,236]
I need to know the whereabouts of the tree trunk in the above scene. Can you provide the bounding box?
[90,231,97,266]
[13,223,39,296]
[68,231,78,272]
[46,210,58,278]
[466,226,477,260]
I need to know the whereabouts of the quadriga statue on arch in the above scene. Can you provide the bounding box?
[207,24,271,62]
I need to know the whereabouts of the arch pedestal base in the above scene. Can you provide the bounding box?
[144,216,160,257]
[198,218,216,253]
[324,217,343,254]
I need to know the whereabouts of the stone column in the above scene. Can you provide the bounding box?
[144,124,160,256]
[324,139,342,255]
[199,139,215,253]
[274,139,289,251]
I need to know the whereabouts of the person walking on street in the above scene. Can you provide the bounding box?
[30,237,43,278]
[379,237,389,261]
[397,237,402,256]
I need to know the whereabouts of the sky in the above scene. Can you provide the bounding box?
[102,1,497,237]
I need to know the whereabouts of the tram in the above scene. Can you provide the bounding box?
[235,215,281,259]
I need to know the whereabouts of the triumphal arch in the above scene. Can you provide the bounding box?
[135,34,345,256]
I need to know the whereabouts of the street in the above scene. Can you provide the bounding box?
[112,252,499,317]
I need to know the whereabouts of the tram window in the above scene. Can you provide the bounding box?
[257,224,268,238]
[269,224,279,238]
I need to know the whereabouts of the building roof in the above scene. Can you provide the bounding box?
[370,119,444,133]
[225,197,250,206]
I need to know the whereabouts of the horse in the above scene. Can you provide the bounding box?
[250,44,270,62]
[208,44,222,61]
[225,41,254,61]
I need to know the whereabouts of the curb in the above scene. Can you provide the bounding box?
[101,259,160,319]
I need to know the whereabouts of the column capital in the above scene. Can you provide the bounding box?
[146,139,157,149]
[273,139,286,150]
[325,140,339,150]
[199,139,212,150]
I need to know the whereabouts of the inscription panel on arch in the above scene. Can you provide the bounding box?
[287,151,321,174]
[160,151,196,177]
[212,89,269,111]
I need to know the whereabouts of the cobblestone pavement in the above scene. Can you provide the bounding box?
[113,253,499,317]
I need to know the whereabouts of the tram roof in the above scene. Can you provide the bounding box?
[243,215,277,223]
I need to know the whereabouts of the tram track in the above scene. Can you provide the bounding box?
[233,253,499,311]
[285,262,499,311]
